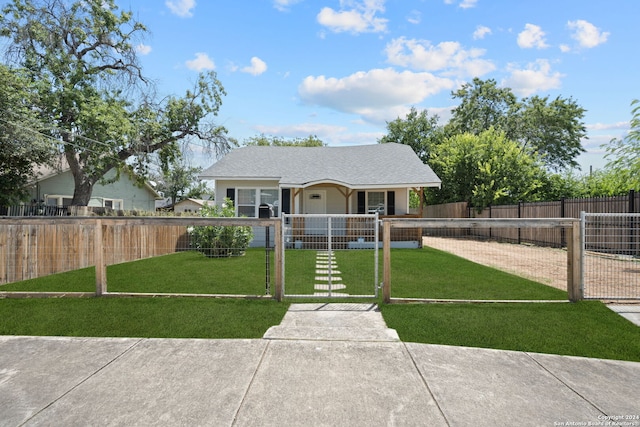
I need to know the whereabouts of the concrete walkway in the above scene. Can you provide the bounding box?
[2,303,640,426]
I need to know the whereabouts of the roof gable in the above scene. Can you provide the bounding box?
[200,143,441,188]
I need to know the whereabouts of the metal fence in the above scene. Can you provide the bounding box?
[582,213,640,300]
[0,217,282,300]
[282,214,379,298]
[2,214,638,302]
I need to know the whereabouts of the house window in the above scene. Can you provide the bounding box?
[237,189,256,217]
[104,199,123,209]
[367,191,385,214]
[260,190,279,217]
[45,195,73,207]
[234,188,279,217]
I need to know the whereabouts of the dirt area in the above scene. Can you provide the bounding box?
[422,236,640,300]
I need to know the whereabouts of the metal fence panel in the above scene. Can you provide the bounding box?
[582,213,640,300]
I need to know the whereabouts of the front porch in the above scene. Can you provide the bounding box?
[283,214,423,250]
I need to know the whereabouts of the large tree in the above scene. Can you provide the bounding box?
[378,107,444,162]
[0,64,55,205]
[1,0,231,206]
[428,128,547,210]
[447,78,587,171]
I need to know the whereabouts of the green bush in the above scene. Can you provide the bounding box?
[188,199,254,257]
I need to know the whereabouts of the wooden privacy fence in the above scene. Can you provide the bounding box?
[423,190,639,248]
[0,217,282,300]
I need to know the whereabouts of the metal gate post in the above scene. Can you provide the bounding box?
[277,216,285,301]
[327,216,332,297]
[382,220,391,303]
[374,212,379,298]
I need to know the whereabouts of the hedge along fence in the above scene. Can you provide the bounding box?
[0,217,282,300]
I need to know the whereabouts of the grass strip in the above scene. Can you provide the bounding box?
[390,247,566,300]
[379,301,640,362]
[0,298,289,339]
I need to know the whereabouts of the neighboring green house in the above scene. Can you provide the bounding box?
[25,162,161,213]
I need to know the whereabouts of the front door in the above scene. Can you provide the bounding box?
[305,190,326,235]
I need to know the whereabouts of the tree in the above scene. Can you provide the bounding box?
[428,128,547,211]
[519,95,587,171]
[604,99,640,191]
[242,134,325,147]
[378,107,444,162]
[447,78,586,171]
[447,78,520,141]
[154,163,204,207]
[0,64,55,205]
[1,0,231,206]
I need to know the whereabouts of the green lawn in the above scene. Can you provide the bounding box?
[2,246,639,362]
[389,247,567,300]
[0,298,289,339]
[0,249,273,295]
[379,302,640,362]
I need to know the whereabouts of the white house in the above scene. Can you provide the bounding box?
[200,143,441,217]
[200,143,441,248]
[174,198,212,214]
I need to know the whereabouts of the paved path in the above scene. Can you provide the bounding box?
[2,303,640,426]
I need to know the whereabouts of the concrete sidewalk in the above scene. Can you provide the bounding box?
[1,304,639,426]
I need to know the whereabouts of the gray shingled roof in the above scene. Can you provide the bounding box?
[200,143,441,189]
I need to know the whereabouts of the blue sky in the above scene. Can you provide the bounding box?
[122,0,639,171]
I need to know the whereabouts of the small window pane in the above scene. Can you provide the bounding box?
[367,192,385,214]
[237,189,256,205]
[238,205,255,217]
[260,189,279,216]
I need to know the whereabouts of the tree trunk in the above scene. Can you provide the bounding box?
[71,176,94,206]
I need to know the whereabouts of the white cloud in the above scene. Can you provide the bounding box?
[298,68,455,121]
[135,43,152,55]
[473,25,492,40]
[586,121,629,131]
[559,44,571,53]
[385,37,495,78]
[502,59,563,96]
[567,20,609,48]
[273,0,303,12]
[317,0,388,34]
[407,10,421,25]
[517,23,548,49]
[185,52,215,71]
[166,0,196,18]
[241,57,268,76]
[459,0,478,8]
[444,0,478,8]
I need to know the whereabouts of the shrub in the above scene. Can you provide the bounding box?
[188,199,254,257]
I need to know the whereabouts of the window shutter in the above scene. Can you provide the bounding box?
[226,188,235,205]
[387,191,395,215]
[281,188,291,214]
[357,191,366,214]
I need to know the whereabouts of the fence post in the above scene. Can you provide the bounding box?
[94,219,107,296]
[274,219,283,302]
[382,220,391,304]
[566,220,582,302]
[560,198,566,247]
